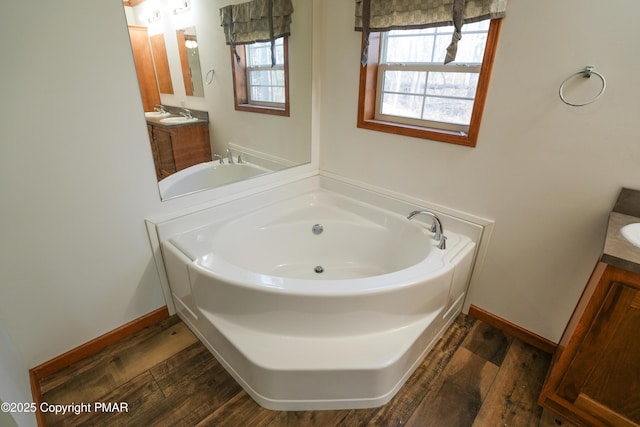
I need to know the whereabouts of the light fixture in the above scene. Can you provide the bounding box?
[185,39,198,49]
[147,10,161,23]
[173,0,190,15]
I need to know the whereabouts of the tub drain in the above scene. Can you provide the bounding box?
[314,265,324,274]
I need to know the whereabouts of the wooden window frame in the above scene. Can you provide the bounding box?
[357,19,503,147]
[231,37,290,117]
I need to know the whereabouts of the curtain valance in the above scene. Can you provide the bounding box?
[355,0,507,64]
[220,0,293,65]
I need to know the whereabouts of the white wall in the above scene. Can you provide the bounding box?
[0,3,217,425]
[0,0,168,362]
[0,324,30,427]
[316,0,640,341]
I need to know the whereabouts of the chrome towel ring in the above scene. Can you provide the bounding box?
[559,65,606,107]
[205,68,215,85]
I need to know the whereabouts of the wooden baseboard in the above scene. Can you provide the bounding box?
[468,304,557,354]
[29,306,169,427]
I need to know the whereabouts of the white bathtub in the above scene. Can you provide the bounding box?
[159,160,269,199]
[155,176,483,410]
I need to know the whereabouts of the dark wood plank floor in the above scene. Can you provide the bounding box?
[38,314,575,427]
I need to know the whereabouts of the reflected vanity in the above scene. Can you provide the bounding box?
[121,0,312,200]
[145,106,211,181]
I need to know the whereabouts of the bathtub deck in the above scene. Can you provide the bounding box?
[37,314,574,427]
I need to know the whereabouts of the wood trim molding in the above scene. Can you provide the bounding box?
[29,306,169,426]
[176,29,194,97]
[468,304,558,354]
[465,18,502,145]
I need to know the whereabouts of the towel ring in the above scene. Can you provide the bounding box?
[205,68,215,85]
[559,66,606,107]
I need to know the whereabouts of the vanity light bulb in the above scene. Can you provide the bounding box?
[173,0,190,14]
[147,10,161,23]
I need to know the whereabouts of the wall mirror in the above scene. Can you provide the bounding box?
[176,26,204,97]
[122,0,312,200]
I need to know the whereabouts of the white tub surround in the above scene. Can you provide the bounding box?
[149,175,492,410]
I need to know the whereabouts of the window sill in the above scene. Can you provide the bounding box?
[357,118,477,147]
[235,103,290,117]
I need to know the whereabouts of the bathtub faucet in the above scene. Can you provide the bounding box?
[226,148,234,164]
[407,210,446,250]
[213,154,224,164]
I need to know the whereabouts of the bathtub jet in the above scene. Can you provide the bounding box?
[157,177,483,410]
[312,223,324,235]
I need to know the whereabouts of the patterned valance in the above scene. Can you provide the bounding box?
[355,0,507,64]
[220,0,293,65]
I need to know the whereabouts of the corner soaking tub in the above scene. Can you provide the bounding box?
[159,160,269,199]
[158,177,480,410]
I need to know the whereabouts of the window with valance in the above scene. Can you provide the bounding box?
[220,0,293,65]
[355,0,507,64]
[354,0,508,147]
[220,0,293,116]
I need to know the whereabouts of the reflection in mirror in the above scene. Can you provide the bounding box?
[122,0,312,200]
[150,34,174,94]
[127,25,161,112]
[177,26,204,97]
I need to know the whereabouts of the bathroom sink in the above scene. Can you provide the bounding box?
[159,116,199,124]
[144,111,171,118]
[620,223,640,249]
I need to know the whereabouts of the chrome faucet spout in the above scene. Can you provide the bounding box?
[407,209,446,249]
[226,148,234,164]
[180,108,193,119]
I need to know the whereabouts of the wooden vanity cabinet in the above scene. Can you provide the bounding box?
[539,262,640,427]
[147,124,162,179]
[148,122,211,180]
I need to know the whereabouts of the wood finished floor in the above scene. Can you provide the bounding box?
[38,314,575,427]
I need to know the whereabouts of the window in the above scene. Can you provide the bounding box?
[358,19,502,147]
[231,37,290,116]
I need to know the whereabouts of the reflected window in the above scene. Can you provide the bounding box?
[246,38,285,105]
[231,36,290,116]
